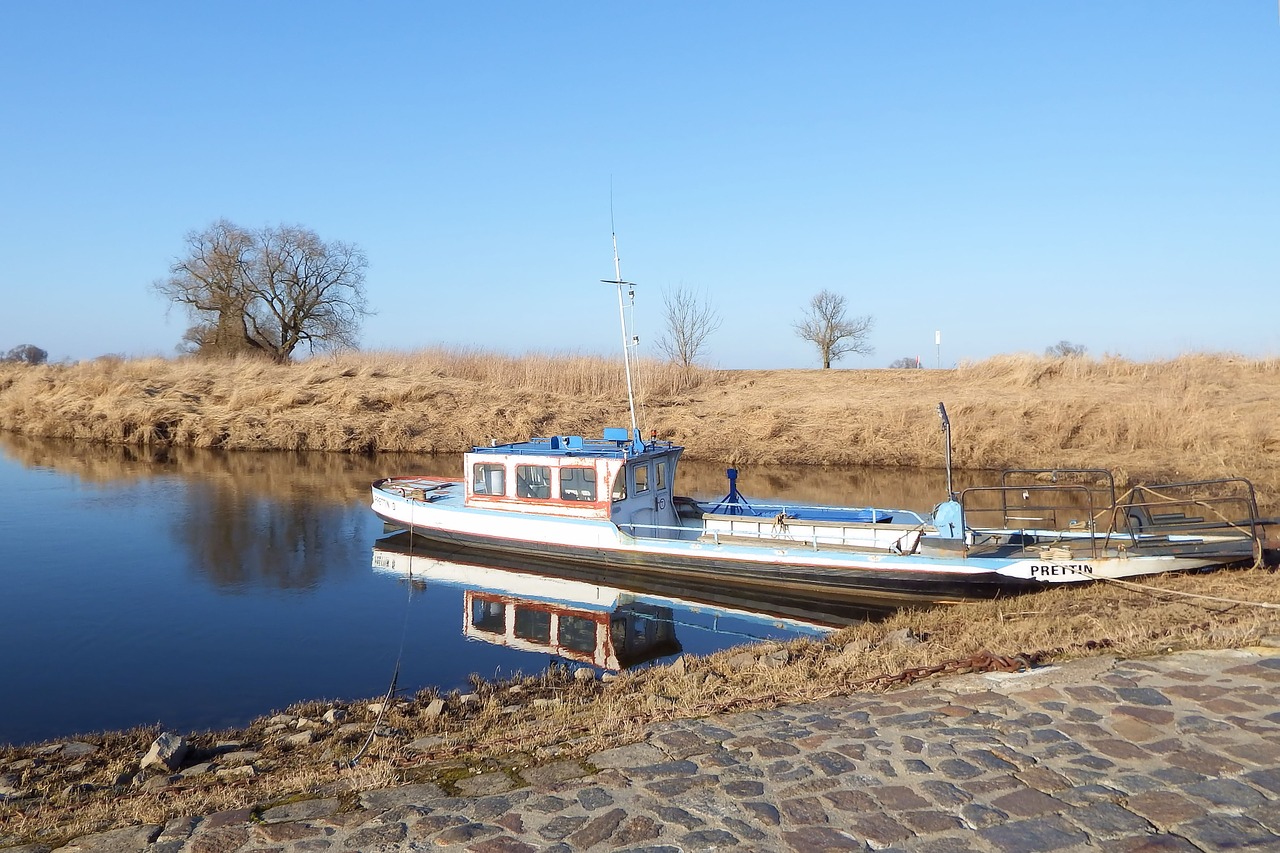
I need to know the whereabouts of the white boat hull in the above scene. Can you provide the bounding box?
[372,477,1250,609]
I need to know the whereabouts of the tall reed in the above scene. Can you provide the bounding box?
[2,351,1278,502]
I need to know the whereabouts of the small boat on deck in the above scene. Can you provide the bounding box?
[371,239,1278,609]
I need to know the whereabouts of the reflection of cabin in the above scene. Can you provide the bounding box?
[464,591,681,670]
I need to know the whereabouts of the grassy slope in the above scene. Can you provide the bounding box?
[2,349,1278,493]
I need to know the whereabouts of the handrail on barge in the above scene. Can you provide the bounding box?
[961,472,1270,561]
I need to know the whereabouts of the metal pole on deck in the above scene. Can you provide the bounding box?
[603,230,640,442]
[938,402,954,499]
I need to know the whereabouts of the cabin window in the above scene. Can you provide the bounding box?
[473,463,506,496]
[471,599,506,634]
[515,464,552,499]
[656,461,667,491]
[559,615,597,654]
[613,613,650,649]
[560,466,597,502]
[634,464,650,494]
[611,468,627,501]
[514,608,552,644]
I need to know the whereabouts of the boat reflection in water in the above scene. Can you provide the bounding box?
[371,532,835,673]
[469,587,680,671]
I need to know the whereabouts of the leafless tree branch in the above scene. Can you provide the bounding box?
[793,289,874,369]
[656,285,721,370]
[153,220,370,361]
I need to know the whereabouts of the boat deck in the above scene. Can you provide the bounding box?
[963,529,1260,564]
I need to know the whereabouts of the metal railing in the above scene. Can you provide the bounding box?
[1117,477,1264,543]
[701,501,929,526]
[960,472,1267,560]
[616,511,929,552]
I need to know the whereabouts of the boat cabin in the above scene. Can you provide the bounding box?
[463,428,686,538]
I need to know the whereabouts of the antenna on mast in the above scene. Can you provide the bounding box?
[602,190,642,450]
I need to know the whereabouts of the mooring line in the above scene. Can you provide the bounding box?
[349,526,419,766]
[1096,574,1280,609]
[1046,560,1279,610]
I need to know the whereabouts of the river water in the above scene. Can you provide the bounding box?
[0,433,972,748]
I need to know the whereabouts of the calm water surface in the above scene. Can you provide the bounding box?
[0,434,975,747]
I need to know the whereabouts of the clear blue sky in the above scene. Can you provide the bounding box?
[2,2,1277,368]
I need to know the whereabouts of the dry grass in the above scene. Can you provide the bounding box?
[3,566,1278,845]
[0,349,705,456]
[3,351,1278,489]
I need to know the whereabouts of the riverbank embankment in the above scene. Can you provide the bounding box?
[3,349,1279,491]
[14,647,1280,852]
[3,567,1279,846]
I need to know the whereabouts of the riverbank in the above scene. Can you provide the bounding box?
[14,647,1280,852]
[3,566,1279,846]
[4,350,1280,846]
[3,350,1280,494]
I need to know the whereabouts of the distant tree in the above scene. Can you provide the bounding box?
[655,285,721,369]
[793,289,874,369]
[1045,340,1087,358]
[2,344,48,365]
[889,356,921,369]
[154,219,370,362]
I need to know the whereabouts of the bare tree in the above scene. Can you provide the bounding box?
[1045,340,1087,358]
[161,220,257,358]
[889,356,921,369]
[655,285,721,369]
[2,344,48,365]
[793,290,874,369]
[154,220,370,362]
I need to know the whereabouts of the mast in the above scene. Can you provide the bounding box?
[602,228,642,450]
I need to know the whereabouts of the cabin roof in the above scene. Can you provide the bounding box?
[469,434,681,461]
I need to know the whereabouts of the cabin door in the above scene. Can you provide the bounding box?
[630,461,659,537]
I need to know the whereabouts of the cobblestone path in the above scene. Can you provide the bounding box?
[24,648,1280,852]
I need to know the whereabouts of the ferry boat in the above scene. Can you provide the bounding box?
[371,240,1277,609]
[371,433,1275,608]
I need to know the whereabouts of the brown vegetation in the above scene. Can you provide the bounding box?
[3,567,1278,845]
[2,349,1279,498]
[3,349,1280,845]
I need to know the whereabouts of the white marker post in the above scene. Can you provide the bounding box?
[935,330,942,369]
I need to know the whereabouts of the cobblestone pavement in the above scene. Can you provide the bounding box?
[21,648,1280,852]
